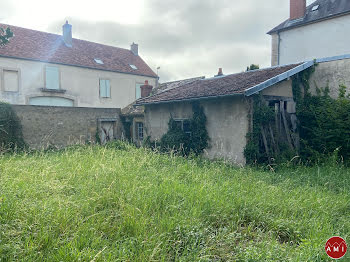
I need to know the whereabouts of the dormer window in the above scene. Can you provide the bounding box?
[130,64,137,70]
[94,58,104,65]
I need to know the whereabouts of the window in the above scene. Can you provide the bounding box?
[99,79,111,98]
[3,70,19,92]
[45,66,60,90]
[130,64,137,70]
[136,122,144,140]
[174,119,191,136]
[135,83,143,99]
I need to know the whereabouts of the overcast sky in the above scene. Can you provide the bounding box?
[0,0,315,82]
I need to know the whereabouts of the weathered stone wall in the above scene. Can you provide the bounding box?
[310,58,350,98]
[13,105,122,149]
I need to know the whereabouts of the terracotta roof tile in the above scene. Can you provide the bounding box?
[0,23,157,78]
[136,64,301,104]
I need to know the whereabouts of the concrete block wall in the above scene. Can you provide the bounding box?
[13,105,122,149]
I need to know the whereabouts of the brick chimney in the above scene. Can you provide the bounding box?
[215,68,223,77]
[140,80,153,98]
[131,42,138,56]
[62,21,72,47]
[290,0,306,20]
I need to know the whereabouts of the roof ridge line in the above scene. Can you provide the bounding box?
[0,23,131,53]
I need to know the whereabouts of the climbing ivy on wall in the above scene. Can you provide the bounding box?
[0,102,25,151]
[244,66,316,165]
[244,95,275,164]
[157,102,209,156]
[292,66,350,163]
[245,62,350,165]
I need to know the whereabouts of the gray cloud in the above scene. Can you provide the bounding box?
[46,0,290,82]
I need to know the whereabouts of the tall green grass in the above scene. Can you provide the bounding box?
[0,143,349,261]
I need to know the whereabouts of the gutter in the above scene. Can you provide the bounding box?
[0,54,158,79]
[244,61,314,96]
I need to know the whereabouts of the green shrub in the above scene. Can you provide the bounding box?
[297,86,350,162]
[0,102,25,151]
[158,102,209,156]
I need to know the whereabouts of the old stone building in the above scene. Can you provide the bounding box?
[136,57,350,165]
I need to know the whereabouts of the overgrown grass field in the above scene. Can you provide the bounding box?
[0,144,349,261]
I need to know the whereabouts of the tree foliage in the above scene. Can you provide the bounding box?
[0,27,13,46]
[246,64,260,71]
[295,84,350,162]
[158,102,209,156]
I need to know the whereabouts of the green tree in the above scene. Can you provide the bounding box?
[0,27,13,46]
[246,64,259,71]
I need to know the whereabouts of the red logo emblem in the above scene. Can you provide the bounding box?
[325,237,347,259]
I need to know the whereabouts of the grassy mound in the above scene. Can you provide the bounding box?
[0,144,349,261]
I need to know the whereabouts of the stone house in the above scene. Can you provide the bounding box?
[268,0,350,66]
[0,21,157,108]
[136,56,350,165]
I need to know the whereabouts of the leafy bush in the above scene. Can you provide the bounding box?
[297,86,350,162]
[156,102,209,156]
[0,102,25,151]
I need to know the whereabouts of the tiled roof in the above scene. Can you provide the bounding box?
[121,102,144,116]
[153,76,205,94]
[268,0,350,34]
[0,23,157,78]
[136,63,302,105]
[122,77,205,116]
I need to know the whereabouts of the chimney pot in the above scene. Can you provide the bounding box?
[62,21,72,47]
[131,42,138,56]
[140,80,153,98]
[290,0,306,20]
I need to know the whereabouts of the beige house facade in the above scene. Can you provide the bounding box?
[0,22,157,108]
[0,57,156,108]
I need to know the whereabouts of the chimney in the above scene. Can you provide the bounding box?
[131,42,138,56]
[140,80,153,98]
[290,0,306,20]
[62,21,72,47]
[215,68,223,77]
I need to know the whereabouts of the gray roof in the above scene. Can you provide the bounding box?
[268,0,350,34]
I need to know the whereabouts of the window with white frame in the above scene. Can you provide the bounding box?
[99,79,111,98]
[136,122,144,140]
[45,66,60,90]
[3,70,19,92]
[135,83,143,99]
